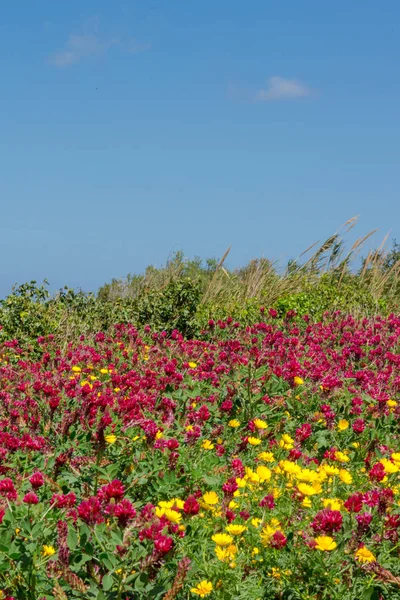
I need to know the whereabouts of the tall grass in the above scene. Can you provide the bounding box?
[100,216,399,310]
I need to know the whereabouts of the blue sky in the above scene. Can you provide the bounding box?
[1,1,399,296]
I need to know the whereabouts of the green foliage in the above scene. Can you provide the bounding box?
[134,278,202,336]
[0,281,51,342]
[274,273,386,319]
[1,233,400,345]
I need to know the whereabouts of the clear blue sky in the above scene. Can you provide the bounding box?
[1,0,399,296]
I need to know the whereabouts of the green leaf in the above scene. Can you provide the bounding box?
[67,526,78,550]
[102,573,114,591]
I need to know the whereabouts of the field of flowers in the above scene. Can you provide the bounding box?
[0,311,400,599]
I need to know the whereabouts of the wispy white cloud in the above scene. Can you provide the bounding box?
[49,19,149,67]
[256,76,313,101]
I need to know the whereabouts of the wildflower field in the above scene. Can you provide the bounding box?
[0,311,400,599]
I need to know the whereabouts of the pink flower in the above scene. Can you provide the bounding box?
[0,478,17,501]
[113,499,137,527]
[183,495,200,515]
[270,531,287,548]
[23,492,39,505]
[352,419,365,433]
[311,510,343,533]
[154,535,173,554]
[78,497,104,525]
[29,472,44,489]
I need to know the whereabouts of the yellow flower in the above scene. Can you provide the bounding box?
[100,368,109,374]
[260,522,283,546]
[251,518,262,528]
[392,453,400,465]
[337,419,349,431]
[280,460,302,475]
[248,437,261,446]
[215,544,237,562]
[236,477,247,489]
[254,418,268,430]
[296,468,319,483]
[252,547,259,555]
[294,376,304,386]
[188,362,197,369]
[105,434,117,445]
[226,524,247,536]
[302,497,312,508]
[158,500,175,509]
[229,419,241,428]
[80,380,92,388]
[202,440,214,450]
[279,434,294,450]
[380,458,399,474]
[355,547,376,563]
[164,509,182,523]
[272,487,282,499]
[387,400,397,408]
[269,567,282,579]
[256,465,272,482]
[314,536,337,551]
[203,491,219,505]
[42,545,56,557]
[212,533,233,547]
[155,431,163,440]
[323,498,343,511]
[258,451,275,463]
[71,365,81,373]
[191,580,213,597]
[321,464,339,476]
[339,469,353,484]
[335,451,350,463]
[298,483,321,496]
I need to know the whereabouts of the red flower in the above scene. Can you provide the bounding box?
[369,463,386,482]
[352,419,365,433]
[259,495,275,509]
[356,512,373,532]
[270,531,287,548]
[154,535,173,554]
[311,509,343,533]
[78,497,104,525]
[113,499,137,527]
[344,493,363,513]
[98,480,125,503]
[29,472,44,489]
[23,492,39,505]
[222,477,238,496]
[183,495,200,515]
[0,478,17,501]
[51,492,77,509]
[295,423,312,442]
